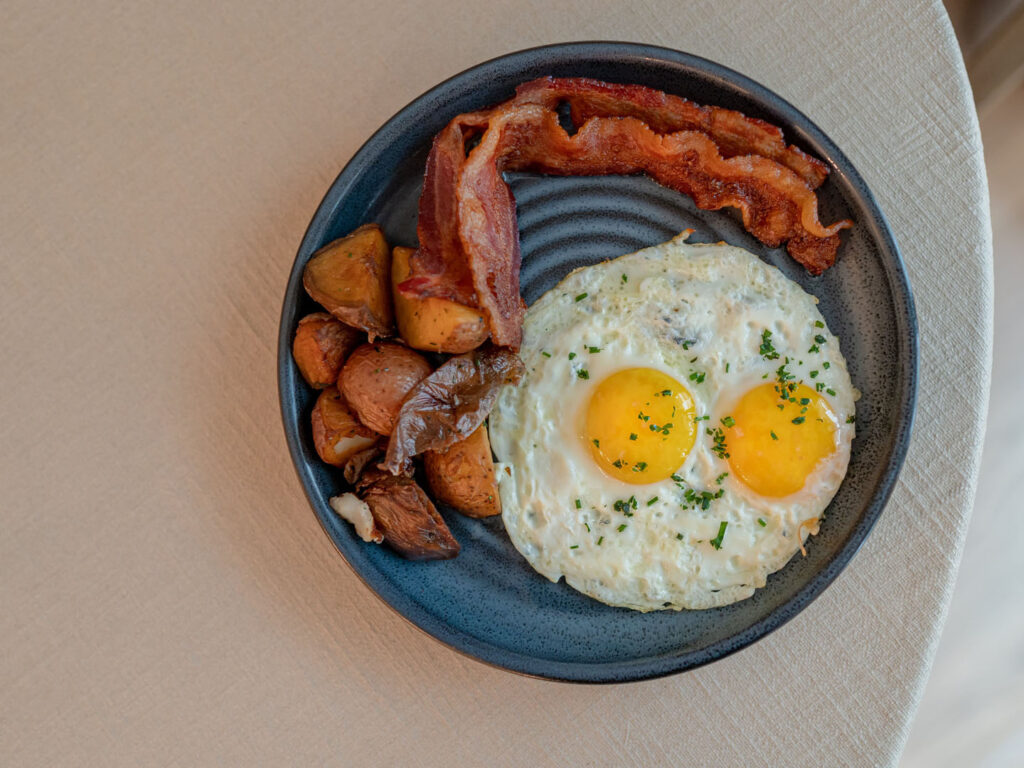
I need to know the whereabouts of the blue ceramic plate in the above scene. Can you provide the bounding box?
[278,42,917,682]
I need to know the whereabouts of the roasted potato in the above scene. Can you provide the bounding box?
[310,386,378,466]
[303,223,394,339]
[339,341,432,435]
[292,312,362,388]
[356,468,459,560]
[391,247,488,353]
[424,424,501,517]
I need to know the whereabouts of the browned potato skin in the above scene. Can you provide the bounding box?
[303,224,394,339]
[292,312,362,388]
[311,387,378,466]
[424,424,501,517]
[356,468,460,560]
[392,247,488,353]
[339,342,432,435]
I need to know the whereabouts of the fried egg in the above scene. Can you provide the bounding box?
[488,232,857,610]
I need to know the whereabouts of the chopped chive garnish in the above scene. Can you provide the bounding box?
[541,351,551,358]
[689,370,706,383]
[597,536,604,546]
[814,334,827,344]
[574,292,588,302]
[792,416,805,425]
[575,498,582,509]
[814,320,825,328]
[629,433,638,441]
[721,416,735,427]
[617,524,627,532]
[808,344,820,354]
[800,398,810,405]
[568,352,576,360]
[612,459,623,468]
[710,521,728,550]
[760,329,779,360]
[577,368,590,380]
[584,523,591,532]
[570,545,579,549]
[715,472,729,485]
[676,533,684,540]
[846,415,856,423]
[587,346,601,353]
[621,274,628,283]
[709,427,729,459]
[725,362,730,372]
[770,430,779,440]
[592,438,600,447]
[826,387,836,396]
[823,362,831,369]
[757,517,767,527]
[647,496,659,506]
[633,462,648,472]
[810,370,819,378]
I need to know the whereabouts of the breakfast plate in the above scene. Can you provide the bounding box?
[278,42,917,682]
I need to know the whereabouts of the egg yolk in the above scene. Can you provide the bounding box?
[584,368,697,484]
[724,382,839,498]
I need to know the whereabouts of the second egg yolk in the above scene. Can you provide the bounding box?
[724,382,838,498]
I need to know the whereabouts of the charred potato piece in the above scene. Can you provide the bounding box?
[392,247,488,353]
[292,312,362,388]
[339,341,432,435]
[357,468,459,560]
[303,223,394,339]
[424,425,500,517]
[310,386,378,466]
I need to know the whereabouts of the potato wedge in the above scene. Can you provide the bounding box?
[292,312,362,388]
[339,341,432,435]
[310,386,378,466]
[356,468,459,560]
[303,223,394,339]
[424,424,500,517]
[392,246,488,353]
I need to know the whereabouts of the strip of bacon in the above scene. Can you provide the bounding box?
[513,77,829,189]
[496,106,848,267]
[455,109,525,347]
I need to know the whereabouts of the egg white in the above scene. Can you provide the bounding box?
[489,232,857,610]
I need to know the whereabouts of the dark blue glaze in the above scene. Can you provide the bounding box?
[277,42,918,683]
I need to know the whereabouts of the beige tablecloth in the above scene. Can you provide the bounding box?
[1,1,991,765]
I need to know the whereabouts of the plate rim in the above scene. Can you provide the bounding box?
[277,40,919,683]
